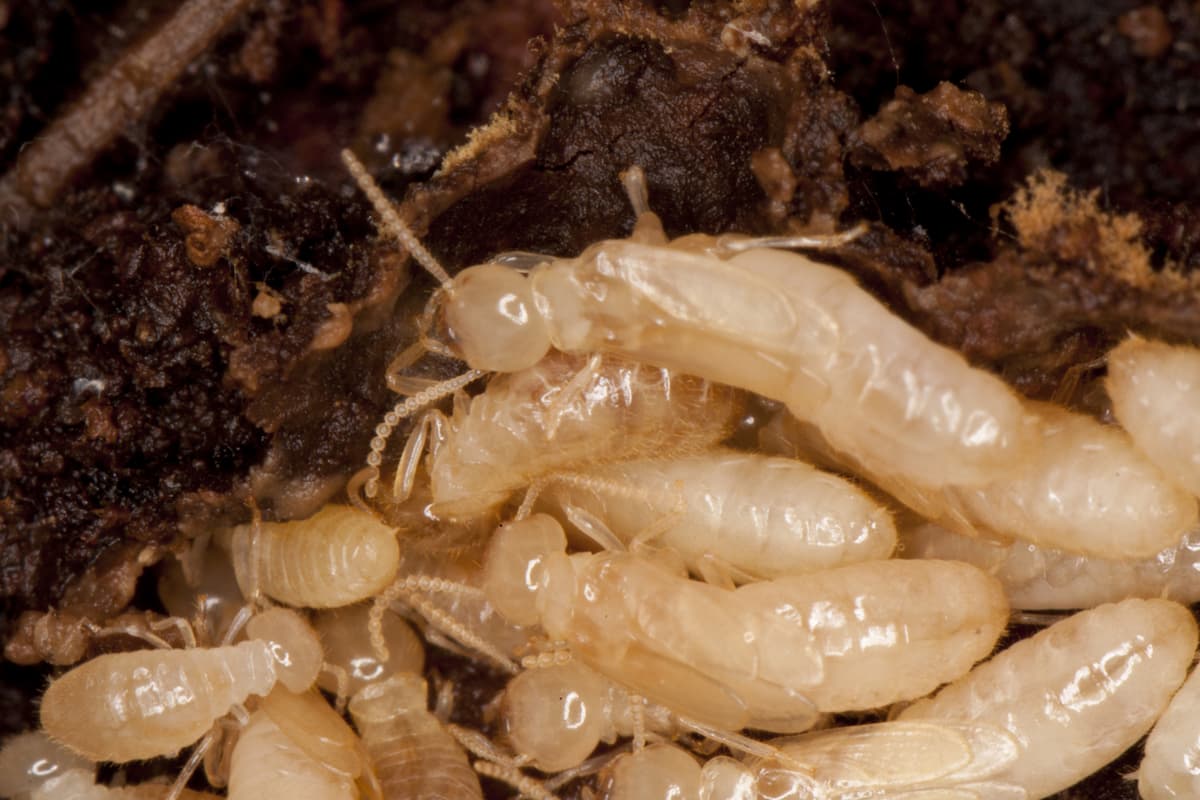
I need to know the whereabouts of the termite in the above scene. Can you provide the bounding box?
[313,602,425,701]
[157,545,244,642]
[39,606,322,763]
[763,402,1198,560]
[597,743,703,800]
[536,450,896,581]
[899,598,1197,799]
[226,707,359,800]
[26,769,222,799]
[482,514,1007,732]
[1106,335,1200,497]
[347,672,484,800]
[365,349,744,520]
[1139,660,1200,799]
[341,150,1035,501]
[0,730,92,800]
[225,504,400,608]
[902,520,1200,610]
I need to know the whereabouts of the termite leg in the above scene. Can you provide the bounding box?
[619,165,668,245]
[321,662,353,713]
[716,222,870,253]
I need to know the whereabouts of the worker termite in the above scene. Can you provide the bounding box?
[900,598,1197,799]
[597,743,703,800]
[0,730,93,800]
[536,450,896,581]
[347,672,484,800]
[763,402,1198,561]
[482,514,1007,732]
[227,707,359,800]
[225,504,400,608]
[1106,335,1200,497]
[313,602,425,702]
[1139,660,1200,799]
[341,150,1035,500]
[26,769,222,800]
[902,520,1200,610]
[364,348,744,520]
[38,606,322,764]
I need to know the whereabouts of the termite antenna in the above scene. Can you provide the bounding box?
[365,369,486,499]
[340,148,454,289]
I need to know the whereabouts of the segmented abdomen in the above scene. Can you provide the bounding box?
[361,715,482,800]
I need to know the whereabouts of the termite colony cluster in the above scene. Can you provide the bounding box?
[6,141,1200,800]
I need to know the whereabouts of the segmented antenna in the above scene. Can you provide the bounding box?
[340,148,454,288]
[365,369,486,499]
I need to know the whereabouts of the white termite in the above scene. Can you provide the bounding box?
[226,708,357,800]
[902,520,1200,610]
[598,743,702,800]
[342,150,1035,498]
[899,598,1197,799]
[27,769,221,800]
[367,349,744,519]
[1139,660,1200,799]
[1107,335,1200,497]
[313,602,425,700]
[482,514,1007,732]
[0,731,93,800]
[39,607,322,763]
[347,673,483,800]
[226,504,400,608]
[537,449,896,581]
[763,402,1198,560]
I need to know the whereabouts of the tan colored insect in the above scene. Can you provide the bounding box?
[1139,659,1200,799]
[537,449,896,581]
[366,349,744,521]
[900,598,1197,799]
[0,730,93,800]
[313,602,425,702]
[39,607,321,763]
[902,520,1200,610]
[342,151,1034,503]
[347,672,483,800]
[27,769,222,800]
[227,504,400,608]
[1107,335,1200,497]
[227,707,358,800]
[482,514,1007,733]
[598,743,703,800]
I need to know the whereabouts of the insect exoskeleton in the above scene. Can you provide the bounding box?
[370,349,744,520]
[749,720,1024,799]
[347,672,483,800]
[227,504,400,608]
[764,401,1199,561]
[482,514,1007,732]
[227,707,358,800]
[499,661,675,772]
[597,743,702,800]
[39,607,321,763]
[1106,335,1200,497]
[902,520,1200,610]
[1139,659,1200,799]
[899,598,1198,799]
[313,602,425,699]
[536,449,896,580]
[0,730,93,799]
[342,150,1034,494]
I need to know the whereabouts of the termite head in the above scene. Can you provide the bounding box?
[244,608,322,693]
[347,673,427,726]
[501,662,606,772]
[482,514,573,629]
[442,264,551,372]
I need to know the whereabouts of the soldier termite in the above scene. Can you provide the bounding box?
[347,672,484,800]
[1106,335,1200,497]
[482,514,1007,732]
[899,598,1197,799]
[39,607,322,765]
[902,520,1200,610]
[340,149,1035,502]
[225,504,400,609]
[535,449,896,581]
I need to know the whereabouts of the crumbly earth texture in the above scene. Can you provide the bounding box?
[3,1,1199,798]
